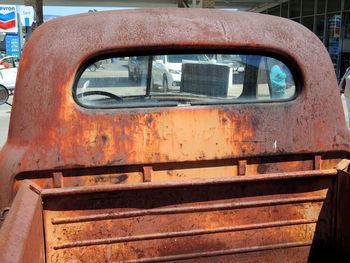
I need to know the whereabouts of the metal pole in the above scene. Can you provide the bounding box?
[17,12,22,58]
[24,0,42,26]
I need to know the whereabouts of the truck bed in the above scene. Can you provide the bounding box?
[2,167,349,263]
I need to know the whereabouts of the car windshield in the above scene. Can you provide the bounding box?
[74,53,297,108]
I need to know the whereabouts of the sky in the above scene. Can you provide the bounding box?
[43,6,135,17]
[42,6,237,17]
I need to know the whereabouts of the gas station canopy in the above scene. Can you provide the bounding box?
[0,0,285,12]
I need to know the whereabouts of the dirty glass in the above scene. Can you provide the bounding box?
[74,54,296,108]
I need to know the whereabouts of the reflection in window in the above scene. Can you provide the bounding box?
[74,54,296,108]
[317,0,325,14]
[302,0,314,16]
[327,0,341,13]
[290,0,301,18]
[302,16,314,31]
[281,2,288,18]
[316,15,325,41]
[327,14,341,70]
[268,6,280,16]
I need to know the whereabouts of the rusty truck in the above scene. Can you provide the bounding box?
[0,8,349,263]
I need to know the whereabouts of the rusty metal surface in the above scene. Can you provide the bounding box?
[0,8,349,262]
[40,168,337,197]
[0,180,45,263]
[335,168,350,260]
[43,169,336,262]
[12,153,332,192]
[0,9,348,208]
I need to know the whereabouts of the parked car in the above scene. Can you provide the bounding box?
[0,56,17,95]
[152,54,209,91]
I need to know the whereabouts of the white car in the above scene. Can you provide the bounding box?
[152,54,209,91]
[214,54,245,73]
[0,56,17,95]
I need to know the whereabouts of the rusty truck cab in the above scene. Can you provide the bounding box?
[0,9,350,263]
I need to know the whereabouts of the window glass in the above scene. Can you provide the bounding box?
[302,16,314,31]
[327,0,341,13]
[281,2,289,17]
[342,12,350,63]
[316,15,325,41]
[268,6,280,16]
[74,54,297,108]
[317,0,326,14]
[302,0,315,16]
[346,0,350,11]
[326,14,341,71]
[290,0,301,18]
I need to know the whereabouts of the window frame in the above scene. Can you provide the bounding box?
[72,49,302,109]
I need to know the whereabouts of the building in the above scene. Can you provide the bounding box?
[261,0,350,79]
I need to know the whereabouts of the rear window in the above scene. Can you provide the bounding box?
[74,54,297,108]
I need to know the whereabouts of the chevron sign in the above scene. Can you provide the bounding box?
[0,5,17,33]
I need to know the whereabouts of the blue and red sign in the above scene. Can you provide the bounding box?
[6,33,20,59]
[0,5,17,33]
